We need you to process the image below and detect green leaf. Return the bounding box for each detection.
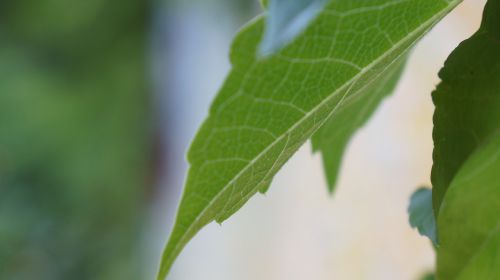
[420,273,435,280]
[259,0,328,56]
[259,0,268,9]
[437,134,500,280]
[311,56,405,191]
[158,1,461,278]
[431,0,500,217]
[408,187,438,246]
[432,1,500,279]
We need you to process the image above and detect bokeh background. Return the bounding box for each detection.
[0,0,486,279]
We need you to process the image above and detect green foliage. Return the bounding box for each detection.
[431,0,500,218]
[312,56,405,190]
[0,1,151,279]
[432,1,500,278]
[437,137,500,280]
[420,273,435,280]
[408,187,437,246]
[157,0,462,278]
[260,0,268,9]
[313,57,406,190]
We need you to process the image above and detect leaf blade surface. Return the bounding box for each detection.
[311,55,405,190]
[432,1,500,278]
[158,1,461,278]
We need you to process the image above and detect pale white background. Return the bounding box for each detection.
[146,1,486,279]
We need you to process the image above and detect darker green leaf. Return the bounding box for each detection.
[420,273,435,280]
[432,0,500,279]
[431,0,500,218]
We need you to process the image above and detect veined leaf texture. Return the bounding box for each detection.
[158,1,462,278]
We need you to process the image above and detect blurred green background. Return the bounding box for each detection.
[0,0,254,279]
[0,1,152,279]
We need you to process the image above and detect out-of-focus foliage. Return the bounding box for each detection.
[420,273,435,280]
[431,0,500,217]
[432,1,500,279]
[408,187,437,246]
[0,1,152,279]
